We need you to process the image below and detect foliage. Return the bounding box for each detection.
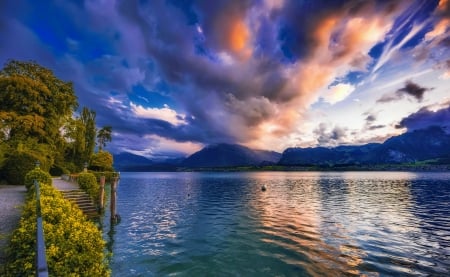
[0,142,10,169]
[4,183,110,276]
[63,116,86,169]
[81,107,97,163]
[11,138,54,170]
[90,151,114,172]
[2,151,40,185]
[63,108,97,170]
[91,171,120,184]
[97,126,112,151]
[49,164,69,176]
[0,60,77,144]
[77,172,99,202]
[0,61,115,185]
[0,60,80,181]
[24,168,52,191]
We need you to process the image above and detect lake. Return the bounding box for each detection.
[102,171,450,276]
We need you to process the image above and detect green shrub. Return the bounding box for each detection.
[62,161,78,174]
[91,171,120,184]
[89,151,114,171]
[24,168,52,191]
[49,164,68,176]
[3,151,40,185]
[77,172,99,202]
[4,183,110,276]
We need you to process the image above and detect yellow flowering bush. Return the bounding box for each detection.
[4,183,110,276]
[24,167,52,191]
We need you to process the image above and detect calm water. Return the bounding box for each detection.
[103,171,450,276]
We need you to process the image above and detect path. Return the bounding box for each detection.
[52,177,79,191]
[0,185,26,265]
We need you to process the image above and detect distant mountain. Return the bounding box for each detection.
[115,127,449,171]
[279,126,450,166]
[113,152,153,171]
[114,152,184,171]
[182,143,281,168]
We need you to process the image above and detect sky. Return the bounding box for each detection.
[1,0,449,159]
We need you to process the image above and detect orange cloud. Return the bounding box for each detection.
[212,10,253,62]
[244,4,402,150]
[229,20,249,52]
[438,0,449,11]
[426,18,449,41]
[226,18,252,60]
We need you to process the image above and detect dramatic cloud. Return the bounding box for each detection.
[1,0,449,157]
[396,103,450,132]
[378,81,433,103]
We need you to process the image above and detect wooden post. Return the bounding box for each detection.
[110,177,118,224]
[99,176,105,211]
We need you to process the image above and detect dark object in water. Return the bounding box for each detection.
[112,214,121,224]
[261,185,267,191]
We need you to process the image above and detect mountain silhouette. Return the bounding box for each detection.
[279,126,450,166]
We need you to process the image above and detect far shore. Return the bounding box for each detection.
[118,164,450,173]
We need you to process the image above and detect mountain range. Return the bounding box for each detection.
[114,126,450,171]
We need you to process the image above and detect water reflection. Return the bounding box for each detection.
[107,172,450,276]
[248,171,448,276]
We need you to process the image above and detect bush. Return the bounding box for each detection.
[49,164,68,176]
[4,183,110,276]
[89,151,114,171]
[24,168,52,191]
[91,171,120,184]
[77,172,99,202]
[3,152,40,185]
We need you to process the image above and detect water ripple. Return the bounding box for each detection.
[105,172,450,276]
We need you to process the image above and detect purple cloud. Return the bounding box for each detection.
[396,103,450,132]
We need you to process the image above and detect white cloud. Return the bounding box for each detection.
[144,134,203,156]
[130,102,187,126]
[322,83,355,105]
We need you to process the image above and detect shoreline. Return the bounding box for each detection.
[118,164,450,173]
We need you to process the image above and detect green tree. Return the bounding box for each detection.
[97,126,112,151]
[0,61,78,178]
[63,107,96,170]
[63,117,86,166]
[0,60,77,144]
[90,150,114,171]
[81,107,96,162]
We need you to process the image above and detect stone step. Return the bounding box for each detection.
[60,190,98,219]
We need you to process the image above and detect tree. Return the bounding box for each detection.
[80,107,96,162]
[97,126,112,151]
[63,116,86,166]
[0,60,78,180]
[89,150,114,171]
[0,60,77,144]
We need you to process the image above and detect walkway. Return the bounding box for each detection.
[0,185,26,265]
[52,177,79,191]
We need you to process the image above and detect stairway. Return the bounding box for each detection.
[61,190,98,219]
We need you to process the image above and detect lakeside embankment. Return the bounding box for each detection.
[0,185,26,265]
